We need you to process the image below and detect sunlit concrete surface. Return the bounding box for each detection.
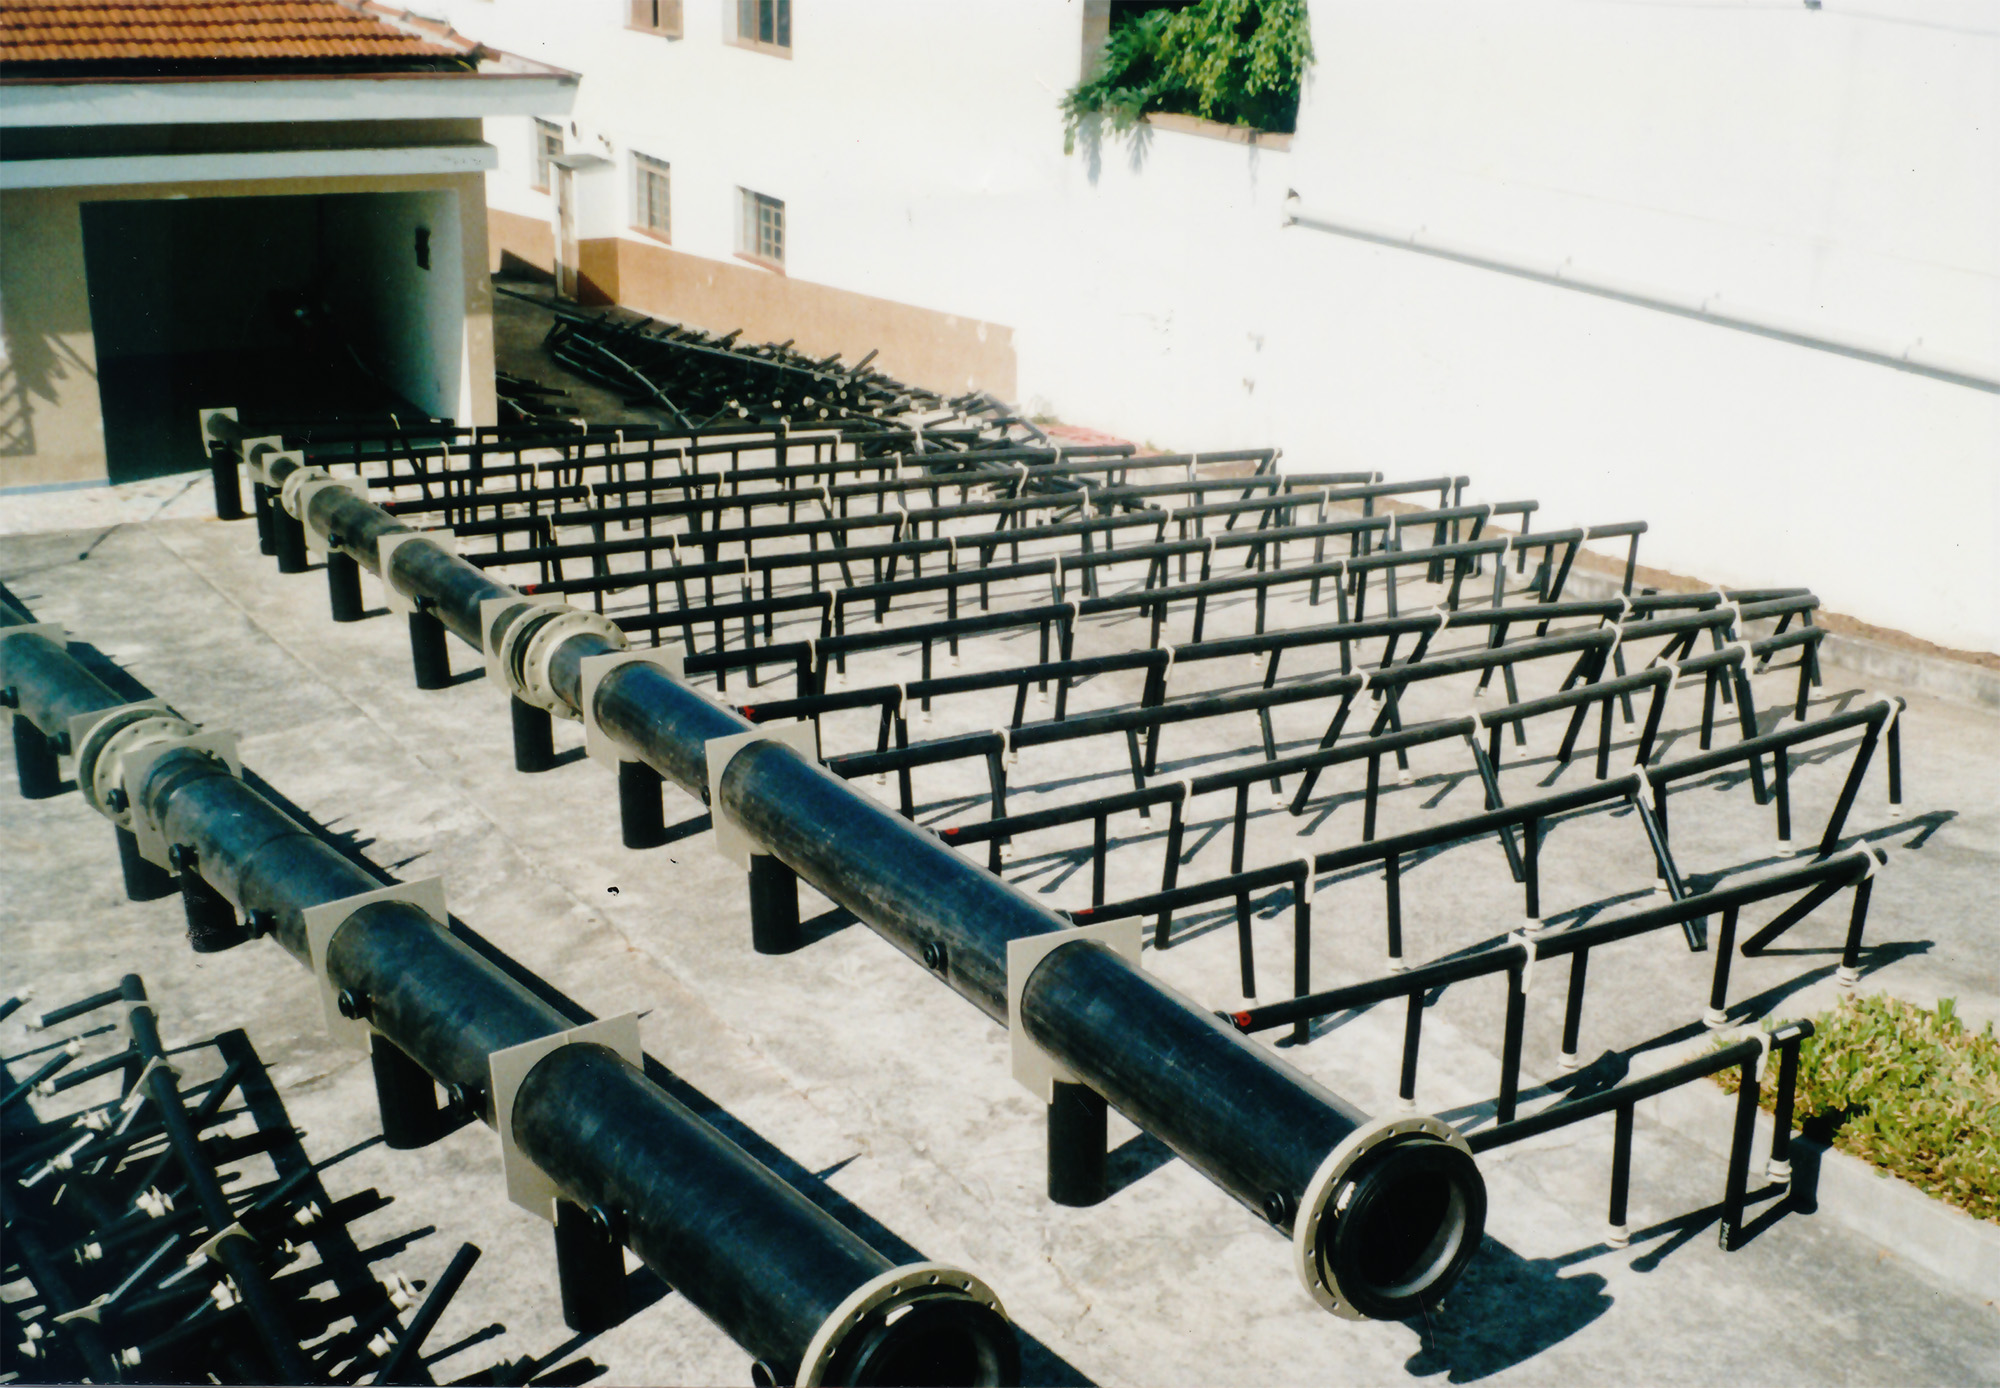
[4,450,1996,1385]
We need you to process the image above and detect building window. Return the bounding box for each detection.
[531,118,563,192]
[737,188,784,268]
[730,0,791,55]
[633,154,671,241]
[628,0,682,37]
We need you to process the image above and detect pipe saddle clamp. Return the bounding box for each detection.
[494,601,629,718]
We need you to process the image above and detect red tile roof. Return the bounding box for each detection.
[1,1,473,73]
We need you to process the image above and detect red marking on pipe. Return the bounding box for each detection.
[1230,1011,1254,1030]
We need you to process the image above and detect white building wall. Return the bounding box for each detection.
[434,0,1998,653]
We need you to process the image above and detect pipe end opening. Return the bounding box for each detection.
[1295,1118,1487,1321]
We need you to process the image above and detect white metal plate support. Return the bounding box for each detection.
[299,877,448,1052]
[579,648,684,765]
[119,731,243,869]
[376,529,456,616]
[703,721,820,868]
[488,1013,643,1222]
[1006,918,1143,1103]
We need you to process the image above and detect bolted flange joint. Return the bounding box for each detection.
[498,603,629,718]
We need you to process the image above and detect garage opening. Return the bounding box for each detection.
[80,190,466,482]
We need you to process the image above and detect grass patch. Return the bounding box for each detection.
[1717,995,2000,1223]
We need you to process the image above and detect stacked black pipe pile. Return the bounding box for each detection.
[517,289,1005,434]
[0,978,573,1386]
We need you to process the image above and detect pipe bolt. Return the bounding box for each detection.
[922,939,949,974]
[0,686,17,709]
[336,988,371,1021]
[1261,1190,1296,1227]
[167,843,195,872]
[106,787,128,813]
[246,909,276,938]
[49,730,71,755]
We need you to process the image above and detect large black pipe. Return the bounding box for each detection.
[222,423,1488,1319]
[0,607,1016,1387]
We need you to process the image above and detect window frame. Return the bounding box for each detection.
[727,0,792,57]
[631,152,672,243]
[735,187,786,271]
[627,0,683,38]
[530,117,563,193]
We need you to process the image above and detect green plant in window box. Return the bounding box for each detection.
[1063,0,1315,152]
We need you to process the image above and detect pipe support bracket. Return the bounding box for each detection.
[487,1013,643,1221]
[704,721,820,868]
[1006,919,1142,1103]
[299,877,448,1050]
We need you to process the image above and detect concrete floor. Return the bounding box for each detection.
[4,470,1997,1384]
[5,305,1998,1383]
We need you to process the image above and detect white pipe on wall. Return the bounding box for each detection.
[1282,195,2000,397]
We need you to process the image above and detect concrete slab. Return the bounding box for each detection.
[3,471,1997,1384]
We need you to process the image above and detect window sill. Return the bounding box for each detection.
[725,36,792,59]
[1142,111,1292,151]
[631,225,672,246]
[733,251,785,275]
[626,25,683,38]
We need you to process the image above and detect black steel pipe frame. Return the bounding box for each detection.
[0,609,1019,1387]
[214,421,1492,1323]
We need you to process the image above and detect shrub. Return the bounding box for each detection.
[1062,0,1315,152]
[1717,995,2000,1223]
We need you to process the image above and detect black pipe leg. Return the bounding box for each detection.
[408,610,451,690]
[11,714,63,799]
[512,696,556,773]
[369,1034,446,1149]
[169,845,244,952]
[252,482,276,555]
[116,826,175,901]
[327,550,365,622]
[273,506,308,574]
[553,1200,629,1334]
[1047,1079,1108,1207]
[748,854,803,954]
[617,757,665,846]
[208,449,244,521]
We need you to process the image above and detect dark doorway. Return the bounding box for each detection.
[79,191,462,482]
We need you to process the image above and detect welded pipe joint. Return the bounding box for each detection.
[795,1262,1010,1388]
[704,721,820,868]
[376,529,457,617]
[1006,921,1142,1103]
[579,648,684,765]
[1291,1112,1477,1319]
[67,698,180,826]
[487,1013,643,1221]
[117,727,242,868]
[299,877,448,1051]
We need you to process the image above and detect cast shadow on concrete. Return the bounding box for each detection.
[1399,1236,1612,1383]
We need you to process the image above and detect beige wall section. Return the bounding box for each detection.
[605,237,1016,402]
[486,210,1017,402]
[0,187,99,487]
[489,205,555,277]
[1,169,495,490]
